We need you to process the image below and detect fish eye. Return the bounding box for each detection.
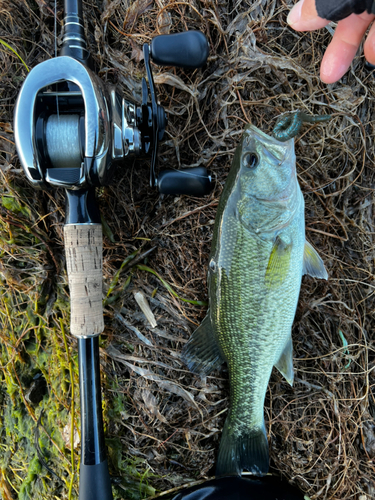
[243,153,258,169]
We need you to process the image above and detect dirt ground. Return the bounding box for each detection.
[0,0,375,499]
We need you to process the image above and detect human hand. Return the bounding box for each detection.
[287,0,375,83]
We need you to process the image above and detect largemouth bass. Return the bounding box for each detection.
[182,124,328,476]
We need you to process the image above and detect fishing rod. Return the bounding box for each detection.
[13,1,210,498]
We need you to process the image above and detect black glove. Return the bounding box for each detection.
[316,0,375,22]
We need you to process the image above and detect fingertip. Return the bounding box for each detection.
[287,0,304,28]
[319,16,374,83]
[364,27,375,65]
[320,68,341,84]
[320,53,339,83]
[320,43,354,84]
[287,0,329,31]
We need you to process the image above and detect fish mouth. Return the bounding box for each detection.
[255,195,292,204]
[244,123,274,140]
[243,124,292,163]
[253,213,294,233]
[255,187,295,205]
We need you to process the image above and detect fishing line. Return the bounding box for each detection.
[54,0,57,58]
[54,0,60,123]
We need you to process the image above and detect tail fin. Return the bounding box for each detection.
[216,418,269,477]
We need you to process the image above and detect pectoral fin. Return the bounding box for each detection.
[181,312,224,376]
[275,337,294,386]
[265,237,292,289]
[303,241,328,280]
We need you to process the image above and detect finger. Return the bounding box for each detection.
[320,13,374,83]
[287,0,330,31]
[364,19,375,64]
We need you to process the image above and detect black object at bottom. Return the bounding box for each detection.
[79,460,113,500]
[171,476,305,500]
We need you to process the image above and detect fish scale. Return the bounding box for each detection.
[182,123,328,477]
[214,218,302,430]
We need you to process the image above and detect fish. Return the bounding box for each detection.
[182,124,328,477]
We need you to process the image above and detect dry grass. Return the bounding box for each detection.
[0,0,374,499]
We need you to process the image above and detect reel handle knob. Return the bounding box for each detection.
[150,31,209,69]
[157,167,212,196]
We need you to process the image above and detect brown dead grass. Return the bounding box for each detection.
[0,0,375,499]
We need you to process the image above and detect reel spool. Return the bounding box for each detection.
[45,114,82,169]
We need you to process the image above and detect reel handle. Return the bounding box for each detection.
[150,31,209,68]
[157,167,212,196]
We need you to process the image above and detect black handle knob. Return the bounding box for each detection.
[157,167,212,196]
[150,31,209,69]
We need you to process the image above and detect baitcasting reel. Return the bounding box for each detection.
[15,30,211,196]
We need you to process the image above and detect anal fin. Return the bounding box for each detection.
[181,313,223,376]
[275,337,294,386]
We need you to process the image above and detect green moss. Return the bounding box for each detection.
[0,180,159,499]
[18,456,42,499]
[107,450,156,500]
[1,195,31,217]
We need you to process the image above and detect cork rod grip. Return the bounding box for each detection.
[64,224,104,337]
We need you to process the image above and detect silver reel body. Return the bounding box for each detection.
[14,56,144,189]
